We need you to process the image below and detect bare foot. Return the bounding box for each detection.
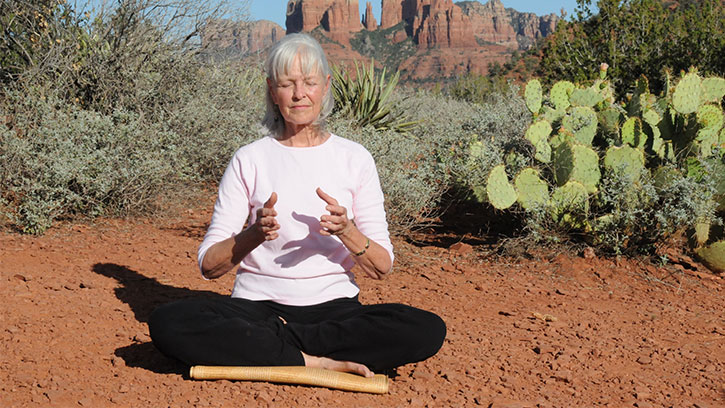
[301,352,374,378]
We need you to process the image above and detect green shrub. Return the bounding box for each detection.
[1,93,179,233]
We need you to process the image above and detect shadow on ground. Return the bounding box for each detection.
[93,263,225,375]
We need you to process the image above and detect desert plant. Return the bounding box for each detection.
[331,59,417,133]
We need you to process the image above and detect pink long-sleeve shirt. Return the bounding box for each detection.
[198,134,394,306]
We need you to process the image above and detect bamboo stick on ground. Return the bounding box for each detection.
[189,366,389,394]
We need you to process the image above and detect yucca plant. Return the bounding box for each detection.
[331,59,417,133]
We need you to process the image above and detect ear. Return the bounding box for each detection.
[267,78,278,105]
[324,74,331,94]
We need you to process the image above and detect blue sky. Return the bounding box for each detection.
[251,0,586,27]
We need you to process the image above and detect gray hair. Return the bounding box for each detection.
[261,33,334,137]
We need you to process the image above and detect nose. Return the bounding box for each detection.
[292,82,305,100]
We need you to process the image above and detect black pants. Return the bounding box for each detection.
[148,296,446,373]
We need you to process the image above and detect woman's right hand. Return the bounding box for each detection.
[254,192,280,241]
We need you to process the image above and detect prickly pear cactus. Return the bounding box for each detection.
[597,107,622,137]
[550,81,575,112]
[514,168,549,211]
[697,104,724,131]
[486,164,518,210]
[695,240,725,273]
[525,79,543,115]
[550,180,589,229]
[541,106,566,124]
[702,77,725,103]
[561,106,598,145]
[694,217,711,247]
[570,87,604,108]
[525,120,553,163]
[672,71,702,115]
[621,117,647,149]
[603,145,646,179]
[553,141,601,193]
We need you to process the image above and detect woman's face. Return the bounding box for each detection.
[268,55,330,131]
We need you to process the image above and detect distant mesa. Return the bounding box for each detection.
[201,0,559,81]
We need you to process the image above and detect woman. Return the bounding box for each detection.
[149,33,445,378]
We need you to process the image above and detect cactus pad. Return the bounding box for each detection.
[553,141,601,193]
[621,117,647,149]
[672,71,702,114]
[702,77,725,104]
[604,145,645,178]
[697,104,724,130]
[598,108,621,136]
[695,129,718,157]
[695,240,725,273]
[694,217,711,247]
[642,109,661,127]
[525,120,553,163]
[550,81,575,111]
[542,106,566,124]
[525,79,543,114]
[514,168,549,211]
[486,165,518,210]
[570,88,603,108]
[550,181,589,228]
[562,107,598,145]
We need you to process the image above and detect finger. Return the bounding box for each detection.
[325,204,346,216]
[316,187,338,206]
[264,192,278,209]
[257,207,277,218]
[320,214,345,224]
[319,221,340,232]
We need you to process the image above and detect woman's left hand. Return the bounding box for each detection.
[316,188,352,237]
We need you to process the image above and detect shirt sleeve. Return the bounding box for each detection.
[197,151,252,276]
[351,149,395,269]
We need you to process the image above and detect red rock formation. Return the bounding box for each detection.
[287,0,362,42]
[413,0,476,49]
[460,0,517,49]
[209,0,561,83]
[201,20,285,55]
[363,2,378,31]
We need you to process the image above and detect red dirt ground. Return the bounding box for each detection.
[1,202,723,407]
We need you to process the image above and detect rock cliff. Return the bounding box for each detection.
[286,0,363,43]
[363,2,378,30]
[201,19,286,56]
[204,1,560,81]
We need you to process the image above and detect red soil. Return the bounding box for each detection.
[1,203,723,407]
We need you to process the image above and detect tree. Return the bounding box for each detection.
[538,0,725,96]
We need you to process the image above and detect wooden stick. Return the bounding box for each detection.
[189,366,389,394]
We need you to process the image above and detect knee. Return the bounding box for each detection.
[148,303,174,343]
[420,311,446,358]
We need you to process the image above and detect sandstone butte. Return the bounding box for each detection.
[201,0,560,82]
